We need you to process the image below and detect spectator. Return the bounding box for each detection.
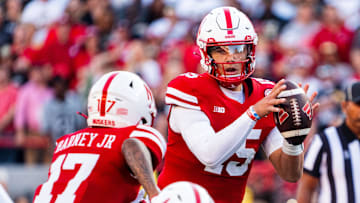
[14,65,53,165]
[91,5,114,49]
[141,0,166,24]
[349,29,360,82]
[70,26,99,89]
[42,76,85,145]
[124,40,162,88]
[0,65,18,163]
[324,0,360,31]
[349,48,360,82]
[285,52,322,97]
[310,5,354,62]
[278,2,320,51]
[20,0,69,45]
[0,6,13,46]
[315,42,353,89]
[33,17,74,80]
[5,0,22,24]
[65,0,87,26]
[253,35,273,80]
[146,6,190,47]
[353,27,360,50]
[0,66,17,136]
[297,81,360,203]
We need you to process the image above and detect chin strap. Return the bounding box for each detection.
[76,111,88,119]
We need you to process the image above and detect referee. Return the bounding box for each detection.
[297,81,360,203]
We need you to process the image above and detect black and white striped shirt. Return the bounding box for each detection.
[304,123,360,203]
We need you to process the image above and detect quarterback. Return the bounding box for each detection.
[157,6,319,203]
[33,71,166,203]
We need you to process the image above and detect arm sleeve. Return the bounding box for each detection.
[169,106,256,167]
[303,134,324,177]
[261,127,284,158]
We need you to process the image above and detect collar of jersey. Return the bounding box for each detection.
[339,122,359,142]
[219,86,244,104]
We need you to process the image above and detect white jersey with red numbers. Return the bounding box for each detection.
[33,125,166,203]
[157,73,278,203]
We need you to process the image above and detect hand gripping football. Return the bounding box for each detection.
[274,80,313,145]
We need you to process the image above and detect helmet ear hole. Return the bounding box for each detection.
[141,118,147,124]
[246,56,252,73]
[210,59,217,75]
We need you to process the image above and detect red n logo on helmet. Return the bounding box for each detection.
[144,84,153,108]
[100,72,118,116]
[223,8,233,35]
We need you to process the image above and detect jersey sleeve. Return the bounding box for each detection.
[165,73,201,110]
[251,77,275,88]
[303,134,324,178]
[261,127,283,157]
[129,125,167,167]
[251,77,275,97]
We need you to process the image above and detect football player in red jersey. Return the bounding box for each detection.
[157,6,319,203]
[33,71,166,203]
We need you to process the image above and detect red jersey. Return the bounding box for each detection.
[33,125,166,203]
[158,73,276,203]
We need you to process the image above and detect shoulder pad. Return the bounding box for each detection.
[131,125,167,157]
[165,73,201,110]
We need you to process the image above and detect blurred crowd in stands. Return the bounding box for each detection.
[0,0,359,202]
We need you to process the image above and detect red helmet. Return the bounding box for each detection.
[196,7,258,88]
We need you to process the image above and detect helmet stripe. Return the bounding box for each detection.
[191,185,201,203]
[223,8,233,35]
[100,72,118,116]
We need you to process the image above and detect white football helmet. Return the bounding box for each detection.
[151,181,214,203]
[197,6,258,88]
[87,71,156,128]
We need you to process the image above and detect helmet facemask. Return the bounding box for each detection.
[205,42,256,88]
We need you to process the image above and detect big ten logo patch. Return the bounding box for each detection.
[213,106,225,113]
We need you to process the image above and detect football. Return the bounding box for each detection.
[274,80,313,145]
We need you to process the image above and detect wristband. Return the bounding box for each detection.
[281,139,304,156]
[246,106,261,121]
